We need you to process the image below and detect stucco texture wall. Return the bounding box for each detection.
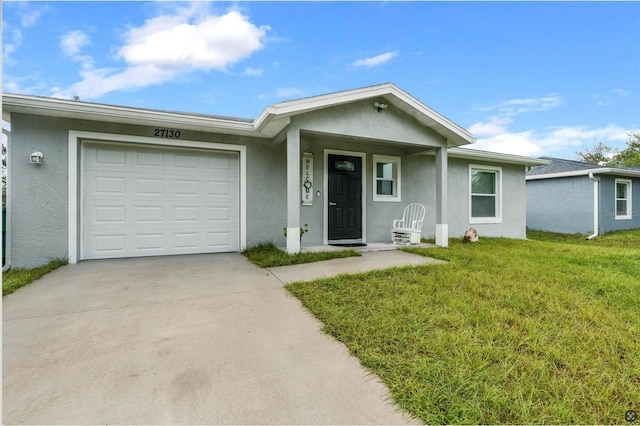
[526,176,594,234]
[9,115,70,268]
[448,158,527,239]
[599,175,640,233]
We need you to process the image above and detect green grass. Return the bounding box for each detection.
[528,228,640,248]
[286,234,640,424]
[243,242,361,268]
[3,258,68,296]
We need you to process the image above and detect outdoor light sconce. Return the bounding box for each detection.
[373,102,388,112]
[30,151,44,165]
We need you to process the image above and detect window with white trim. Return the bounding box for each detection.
[373,155,401,202]
[615,179,632,219]
[469,165,502,223]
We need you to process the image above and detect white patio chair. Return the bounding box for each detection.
[392,203,426,245]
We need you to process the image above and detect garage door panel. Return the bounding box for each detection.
[136,151,164,167]
[82,143,239,260]
[93,146,126,166]
[136,178,164,195]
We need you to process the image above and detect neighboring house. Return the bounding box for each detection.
[2,83,547,268]
[526,157,640,236]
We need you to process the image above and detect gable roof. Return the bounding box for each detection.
[255,83,475,146]
[2,83,474,146]
[527,157,640,180]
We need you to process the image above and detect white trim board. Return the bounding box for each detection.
[67,130,246,263]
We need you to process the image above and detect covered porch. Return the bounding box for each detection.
[258,85,474,254]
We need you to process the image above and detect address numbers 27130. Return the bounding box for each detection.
[154,128,181,138]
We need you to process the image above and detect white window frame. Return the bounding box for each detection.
[615,178,632,220]
[373,155,401,202]
[469,164,502,224]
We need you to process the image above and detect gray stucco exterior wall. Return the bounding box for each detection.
[448,159,528,239]
[599,175,640,233]
[526,176,594,234]
[9,115,70,268]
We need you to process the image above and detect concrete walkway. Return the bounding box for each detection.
[269,249,445,284]
[2,251,438,425]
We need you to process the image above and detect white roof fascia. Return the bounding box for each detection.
[527,168,640,180]
[386,85,475,146]
[448,147,552,166]
[2,94,260,137]
[253,83,475,146]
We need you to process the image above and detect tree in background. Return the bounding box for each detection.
[614,132,640,167]
[575,132,640,167]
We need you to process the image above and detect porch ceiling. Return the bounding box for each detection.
[299,129,440,155]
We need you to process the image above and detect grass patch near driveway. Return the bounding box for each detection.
[3,258,68,296]
[243,242,361,268]
[286,237,640,424]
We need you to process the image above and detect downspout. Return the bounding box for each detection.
[586,173,599,240]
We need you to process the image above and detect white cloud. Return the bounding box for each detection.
[116,10,269,71]
[470,131,543,157]
[3,4,48,64]
[611,88,630,97]
[243,67,263,76]
[468,117,512,137]
[2,27,23,64]
[476,94,563,116]
[595,88,631,107]
[353,51,398,68]
[52,5,269,100]
[55,65,175,100]
[61,30,90,57]
[469,124,633,157]
[20,6,46,28]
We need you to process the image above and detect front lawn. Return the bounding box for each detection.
[286,235,640,424]
[3,258,68,296]
[528,228,640,248]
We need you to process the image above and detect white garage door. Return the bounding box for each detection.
[82,142,239,260]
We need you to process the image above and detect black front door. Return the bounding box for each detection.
[328,154,362,241]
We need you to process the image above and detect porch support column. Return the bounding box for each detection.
[286,125,301,253]
[435,146,448,248]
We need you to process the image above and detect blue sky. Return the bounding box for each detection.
[3,1,639,158]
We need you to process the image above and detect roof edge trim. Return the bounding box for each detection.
[448,147,551,166]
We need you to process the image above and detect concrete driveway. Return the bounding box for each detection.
[3,252,424,424]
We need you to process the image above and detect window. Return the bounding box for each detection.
[373,155,401,202]
[615,179,632,219]
[469,165,502,223]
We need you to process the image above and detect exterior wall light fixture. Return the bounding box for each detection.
[30,151,44,165]
[373,102,388,112]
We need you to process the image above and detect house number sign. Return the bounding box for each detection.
[302,152,313,206]
[153,128,181,139]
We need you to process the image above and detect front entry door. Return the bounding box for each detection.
[328,154,363,241]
